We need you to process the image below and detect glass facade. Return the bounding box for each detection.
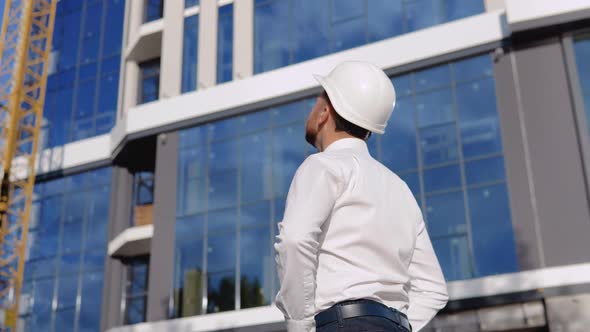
[145,0,164,22]
[139,58,161,104]
[21,168,112,332]
[182,15,199,93]
[254,0,485,73]
[217,4,234,84]
[44,0,124,148]
[574,36,590,134]
[174,55,518,316]
[124,257,150,325]
[186,0,200,8]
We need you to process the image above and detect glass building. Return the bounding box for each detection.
[13,0,590,331]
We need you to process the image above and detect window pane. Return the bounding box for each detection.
[241,201,271,228]
[331,18,365,53]
[432,236,473,281]
[59,253,81,275]
[145,0,164,22]
[240,227,272,308]
[406,0,446,32]
[54,307,76,332]
[182,15,198,92]
[254,0,290,73]
[381,97,417,172]
[465,156,506,185]
[81,3,102,64]
[208,172,237,210]
[423,164,461,193]
[61,221,83,253]
[207,271,235,313]
[457,78,503,158]
[573,37,590,136]
[426,191,467,237]
[79,272,104,331]
[186,0,200,7]
[33,278,54,313]
[368,0,404,42]
[207,233,236,273]
[446,0,485,21]
[453,55,493,82]
[217,4,233,83]
[272,123,306,196]
[103,0,125,56]
[174,237,204,317]
[469,184,518,276]
[57,275,79,309]
[240,132,272,202]
[125,297,147,324]
[208,208,237,234]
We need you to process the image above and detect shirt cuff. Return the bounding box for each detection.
[286,319,316,332]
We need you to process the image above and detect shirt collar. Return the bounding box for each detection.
[324,138,369,154]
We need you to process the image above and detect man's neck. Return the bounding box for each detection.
[317,132,358,152]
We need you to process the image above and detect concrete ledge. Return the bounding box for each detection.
[108,224,154,258]
[506,0,590,32]
[126,19,163,62]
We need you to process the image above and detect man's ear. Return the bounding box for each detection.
[318,104,330,126]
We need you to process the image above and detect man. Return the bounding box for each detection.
[274,61,448,332]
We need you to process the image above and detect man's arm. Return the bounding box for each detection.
[407,203,449,331]
[274,155,342,332]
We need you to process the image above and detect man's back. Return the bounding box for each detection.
[315,138,419,314]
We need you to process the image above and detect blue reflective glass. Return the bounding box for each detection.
[208,172,238,210]
[140,59,160,103]
[423,164,461,193]
[217,5,233,83]
[272,123,306,196]
[78,63,97,81]
[469,184,518,276]
[208,208,237,234]
[381,97,417,172]
[368,0,404,42]
[294,0,330,62]
[392,75,413,97]
[452,55,493,81]
[125,297,147,325]
[331,0,364,22]
[59,253,81,275]
[180,176,207,215]
[241,201,271,227]
[465,156,506,185]
[207,270,235,313]
[432,236,473,281]
[415,66,452,92]
[254,0,290,73]
[331,17,366,53]
[145,0,164,22]
[573,37,590,135]
[56,275,79,309]
[420,123,459,166]
[446,0,485,21]
[456,78,503,158]
[75,79,96,120]
[186,0,200,7]
[98,74,118,115]
[54,308,76,332]
[33,278,54,312]
[103,0,125,56]
[182,15,198,93]
[207,233,236,273]
[271,100,308,126]
[399,172,420,197]
[79,272,103,329]
[176,214,205,240]
[61,221,83,253]
[239,111,272,135]
[83,250,105,272]
[81,3,102,64]
[240,132,272,202]
[406,0,446,32]
[209,140,238,173]
[240,227,272,308]
[426,191,467,237]
[174,237,203,292]
[60,13,81,69]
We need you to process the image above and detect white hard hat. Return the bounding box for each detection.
[314,61,396,134]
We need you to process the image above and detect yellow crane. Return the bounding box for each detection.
[0,0,57,330]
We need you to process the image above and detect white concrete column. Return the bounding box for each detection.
[197,0,219,89]
[233,0,253,80]
[485,0,506,12]
[160,0,185,98]
[120,0,144,114]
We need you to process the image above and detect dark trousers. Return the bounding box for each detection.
[315,300,410,332]
[316,315,408,332]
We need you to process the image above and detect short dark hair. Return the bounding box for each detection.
[320,91,371,140]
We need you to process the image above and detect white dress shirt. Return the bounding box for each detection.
[274,138,448,332]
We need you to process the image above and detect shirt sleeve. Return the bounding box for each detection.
[274,155,343,332]
[407,203,449,331]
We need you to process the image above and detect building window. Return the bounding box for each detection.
[186,0,200,8]
[124,257,150,325]
[182,15,199,93]
[139,58,161,104]
[145,0,164,22]
[174,55,517,316]
[573,36,590,134]
[42,0,124,149]
[254,0,485,73]
[217,4,233,84]
[131,172,155,227]
[21,168,112,331]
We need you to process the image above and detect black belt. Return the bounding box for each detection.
[315,300,411,331]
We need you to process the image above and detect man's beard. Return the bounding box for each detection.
[305,128,317,149]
